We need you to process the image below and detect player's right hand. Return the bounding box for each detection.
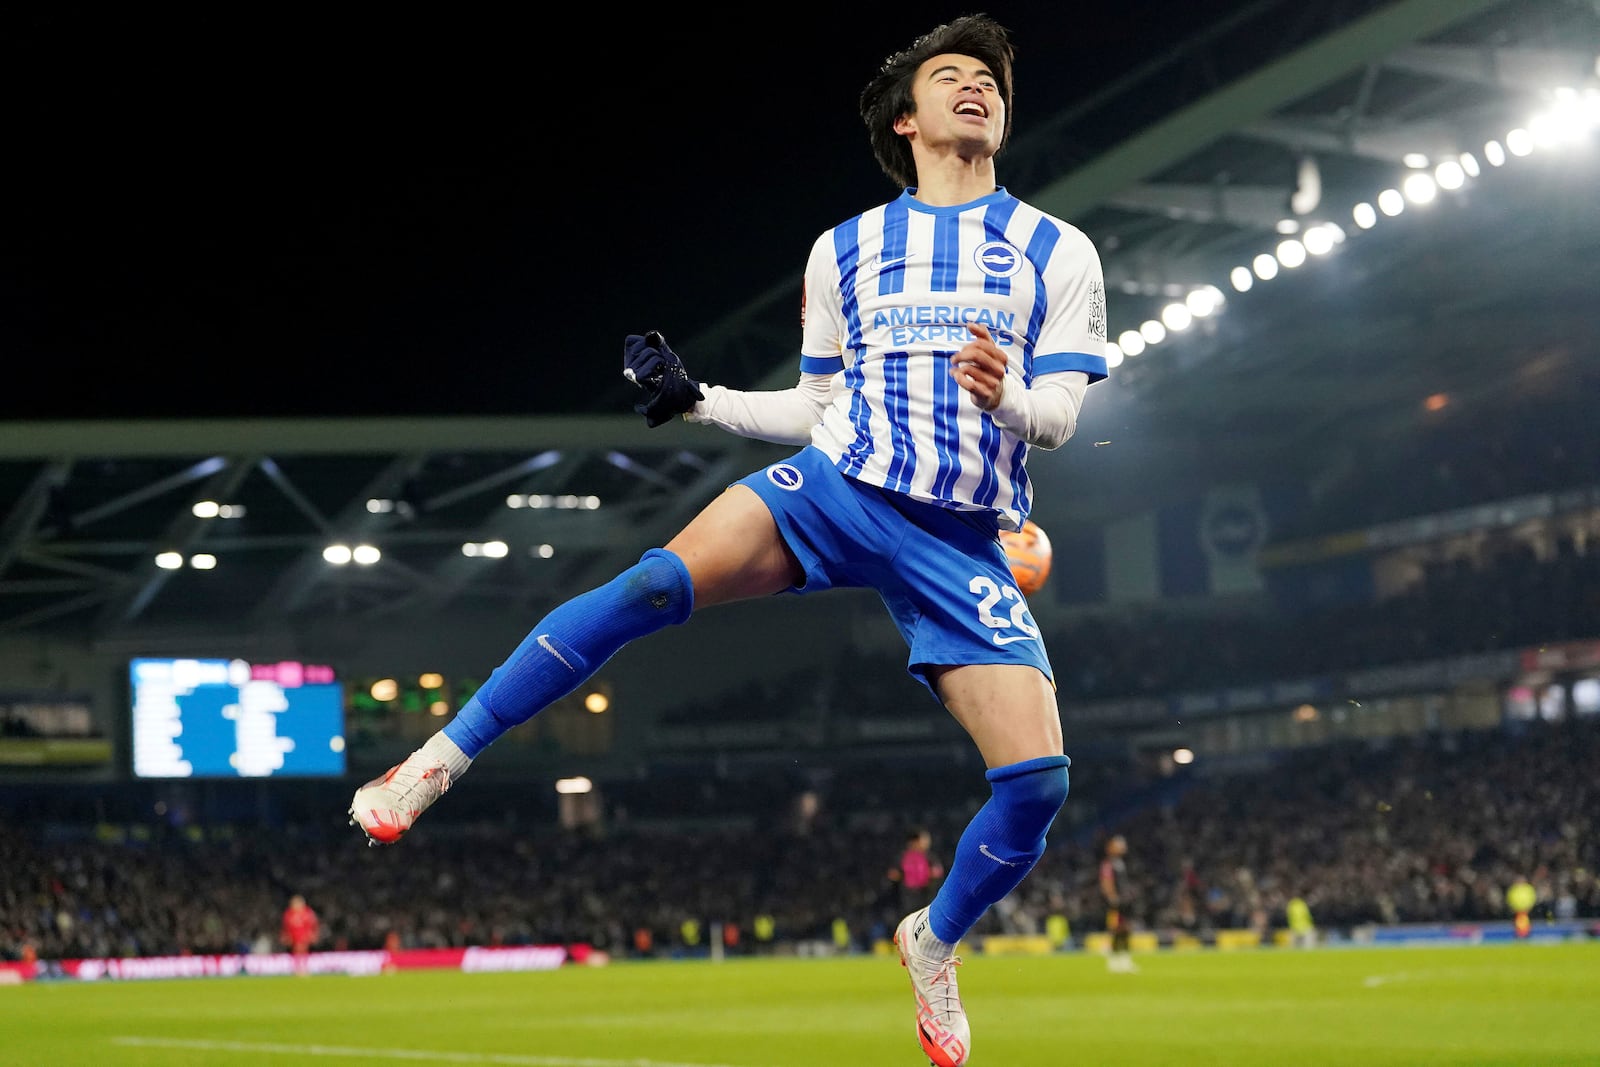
[623,331,704,427]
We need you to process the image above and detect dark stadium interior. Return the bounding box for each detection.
[3,0,1599,983]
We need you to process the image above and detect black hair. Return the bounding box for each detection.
[859,13,1016,189]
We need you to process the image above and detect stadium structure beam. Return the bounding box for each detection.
[0,414,702,461]
[1026,0,1514,225]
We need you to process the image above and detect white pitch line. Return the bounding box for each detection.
[112,1036,759,1067]
[1362,972,1411,987]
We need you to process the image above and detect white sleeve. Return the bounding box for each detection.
[683,372,838,446]
[985,371,1090,451]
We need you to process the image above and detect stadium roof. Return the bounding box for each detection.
[3,0,1597,640]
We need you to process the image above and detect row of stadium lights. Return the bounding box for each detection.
[362,674,610,718]
[154,493,605,569]
[1103,87,1600,369]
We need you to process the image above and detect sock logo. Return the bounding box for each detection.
[978,843,1022,867]
[536,634,577,673]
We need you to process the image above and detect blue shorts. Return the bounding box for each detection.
[736,445,1054,698]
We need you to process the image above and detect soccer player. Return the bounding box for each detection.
[280,893,320,977]
[1285,893,1317,949]
[889,827,947,918]
[1099,834,1138,973]
[350,14,1106,1065]
[1507,876,1537,938]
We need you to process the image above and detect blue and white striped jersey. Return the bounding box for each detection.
[800,186,1108,531]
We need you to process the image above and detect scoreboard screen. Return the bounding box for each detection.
[130,657,346,779]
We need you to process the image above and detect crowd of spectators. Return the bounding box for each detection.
[3,716,1595,963]
[659,524,1596,728]
[1052,530,1598,704]
[3,418,1596,965]
[1029,715,1600,937]
[1270,399,1600,543]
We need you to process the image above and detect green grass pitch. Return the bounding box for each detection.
[8,942,1598,1066]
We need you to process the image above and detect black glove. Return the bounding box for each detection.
[623,330,704,428]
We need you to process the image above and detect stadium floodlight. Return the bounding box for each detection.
[1403,172,1439,205]
[1303,225,1336,256]
[1186,285,1223,317]
[323,544,353,565]
[1105,343,1125,368]
[1103,94,1582,362]
[555,776,593,794]
[189,554,217,570]
[155,551,184,570]
[351,544,381,566]
[531,543,555,558]
[1529,91,1596,147]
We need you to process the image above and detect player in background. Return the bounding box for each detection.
[1285,893,1317,948]
[280,893,320,977]
[889,827,947,918]
[1099,834,1138,973]
[349,14,1107,1065]
[1506,875,1537,938]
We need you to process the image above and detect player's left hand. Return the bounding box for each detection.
[951,322,1007,411]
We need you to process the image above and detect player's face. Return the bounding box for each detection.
[901,52,1005,156]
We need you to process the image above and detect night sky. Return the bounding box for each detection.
[4,3,1259,421]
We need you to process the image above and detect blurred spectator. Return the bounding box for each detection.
[280,893,320,974]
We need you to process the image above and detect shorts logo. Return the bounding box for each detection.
[974,241,1022,278]
[766,464,804,491]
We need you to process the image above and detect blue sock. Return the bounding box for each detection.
[927,754,1070,944]
[443,549,694,756]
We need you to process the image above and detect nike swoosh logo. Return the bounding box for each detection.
[870,252,918,271]
[536,634,577,672]
[992,633,1037,646]
[979,844,1022,867]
